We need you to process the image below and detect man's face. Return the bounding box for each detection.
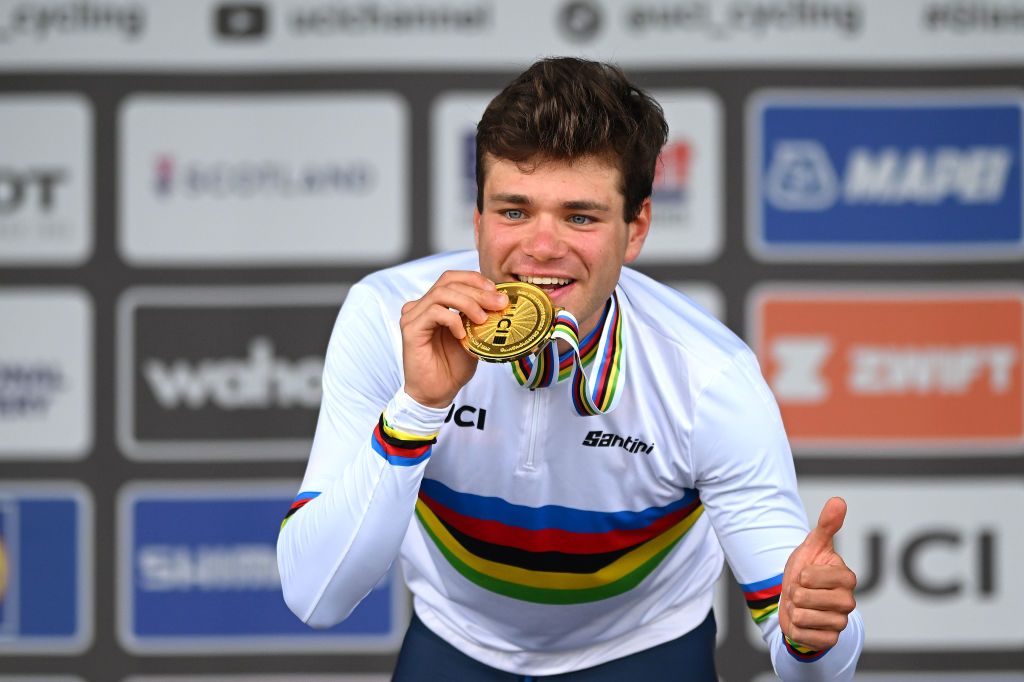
[474,154,651,338]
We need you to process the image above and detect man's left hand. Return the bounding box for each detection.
[779,497,857,651]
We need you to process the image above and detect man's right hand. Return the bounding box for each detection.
[400,270,509,408]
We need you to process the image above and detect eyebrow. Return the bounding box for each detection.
[488,194,611,212]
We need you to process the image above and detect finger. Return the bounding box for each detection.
[406,305,468,341]
[782,614,847,647]
[788,606,849,632]
[437,281,509,312]
[804,496,847,553]
[405,286,501,326]
[796,564,856,591]
[788,586,856,613]
[418,283,508,322]
[433,270,498,293]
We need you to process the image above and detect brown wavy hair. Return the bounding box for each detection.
[476,57,668,222]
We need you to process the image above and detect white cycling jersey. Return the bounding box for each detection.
[277,250,863,678]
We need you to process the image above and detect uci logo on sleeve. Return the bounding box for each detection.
[747,91,1024,261]
[749,285,1024,454]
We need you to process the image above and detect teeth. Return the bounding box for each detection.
[517,275,571,286]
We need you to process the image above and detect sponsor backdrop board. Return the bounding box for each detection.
[117,286,346,460]
[746,478,1024,651]
[0,482,93,655]
[117,482,407,653]
[1,0,1022,679]
[0,95,93,265]
[747,90,1024,262]
[749,284,1024,454]
[0,289,93,459]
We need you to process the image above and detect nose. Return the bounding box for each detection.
[521,213,568,261]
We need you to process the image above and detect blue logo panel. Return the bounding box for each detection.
[750,92,1024,260]
[121,483,405,653]
[0,485,91,653]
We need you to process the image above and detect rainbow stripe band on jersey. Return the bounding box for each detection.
[281,491,321,530]
[415,478,704,604]
[370,412,438,466]
[511,291,626,416]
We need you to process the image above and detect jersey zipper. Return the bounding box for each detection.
[522,388,544,472]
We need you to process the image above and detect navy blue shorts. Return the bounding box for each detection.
[392,609,718,681]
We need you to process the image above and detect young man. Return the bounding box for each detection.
[278,58,864,680]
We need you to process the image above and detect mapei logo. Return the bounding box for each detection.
[748,91,1024,260]
[117,286,345,461]
[750,285,1024,453]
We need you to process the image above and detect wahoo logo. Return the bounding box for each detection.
[118,286,344,460]
[751,285,1024,453]
[491,295,520,346]
[143,337,322,410]
[749,92,1024,260]
[582,430,654,454]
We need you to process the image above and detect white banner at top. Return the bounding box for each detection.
[0,0,1023,71]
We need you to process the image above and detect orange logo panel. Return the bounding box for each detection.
[753,288,1024,451]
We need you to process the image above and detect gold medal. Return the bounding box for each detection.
[461,281,557,362]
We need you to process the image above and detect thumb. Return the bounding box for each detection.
[804,496,847,553]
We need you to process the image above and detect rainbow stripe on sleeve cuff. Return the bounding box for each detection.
[370,412,437,466]
[742,574,830,662]
[783,634,830,662]
[741,573,782,624]
[280,491,320,530]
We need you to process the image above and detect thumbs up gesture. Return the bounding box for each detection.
[779,497,858,651]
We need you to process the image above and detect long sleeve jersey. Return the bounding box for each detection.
[277,250,863,678]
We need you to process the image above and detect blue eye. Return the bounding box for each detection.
[503,209,525,220]
[569,215,592,225]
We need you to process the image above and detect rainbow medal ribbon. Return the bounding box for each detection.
[512,291,625,416]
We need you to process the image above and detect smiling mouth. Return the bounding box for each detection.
[516,274,574,293]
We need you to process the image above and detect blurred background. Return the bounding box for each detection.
[1,0,1022,680]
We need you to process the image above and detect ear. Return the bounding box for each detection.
[473,206,482,251]
[623,198,651,264]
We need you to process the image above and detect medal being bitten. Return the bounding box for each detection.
[460,281,557,363]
